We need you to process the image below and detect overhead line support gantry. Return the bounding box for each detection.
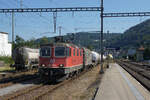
[0,7,101,13]
[103,12,150,17]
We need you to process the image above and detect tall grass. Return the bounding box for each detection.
[0,56,14,65]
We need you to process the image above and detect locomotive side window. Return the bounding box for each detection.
[73,49,75,56]
[70,48,71,56]
[80,50,82,56]
[77,49,79,56]
[67,48,70,56]
[40,47,51,57]
[55,47,65,57]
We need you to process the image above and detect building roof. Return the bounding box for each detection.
[0,32,8,34]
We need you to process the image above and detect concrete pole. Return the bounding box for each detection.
[59,26,62,36]
[100,0,104,74]
[11,12,15,57]
[12,12,14,44]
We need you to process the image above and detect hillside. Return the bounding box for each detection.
[60,18,150,49]
[122,19,150,48]
[14,19,150,50]
[62,19,150,49]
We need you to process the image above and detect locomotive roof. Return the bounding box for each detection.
[40,43,81,48]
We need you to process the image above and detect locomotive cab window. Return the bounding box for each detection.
[40,47,51,57]
[55,47,66,57]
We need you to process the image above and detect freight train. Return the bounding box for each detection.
[12,47,39,71]
[38,43,101,82]
[92,51,100,65]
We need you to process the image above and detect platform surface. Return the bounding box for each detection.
[95,63,150,100]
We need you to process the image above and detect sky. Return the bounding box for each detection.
[0,0,150,41]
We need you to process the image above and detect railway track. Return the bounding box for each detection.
[0,65,98,100]
[0,70,37,80]
[123,60,150,71]
[0,70,38,89]
[117,60,150,91]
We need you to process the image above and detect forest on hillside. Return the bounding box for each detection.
[14,19,150,51]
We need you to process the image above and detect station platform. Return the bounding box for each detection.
[95,63,150,100]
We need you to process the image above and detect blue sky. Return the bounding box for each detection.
[0,0,150,41]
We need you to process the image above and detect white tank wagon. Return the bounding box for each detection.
[92,51,100,65]
[12,47,39,70]
[99,54,106,61]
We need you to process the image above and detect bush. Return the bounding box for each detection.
[0,56,14,65]
[144,48,150,60]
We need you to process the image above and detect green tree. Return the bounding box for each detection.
[143,48,150,60]
[40,36,49,44]
[14,35,25,49]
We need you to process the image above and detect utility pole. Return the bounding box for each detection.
[12,12,14,45]
[20,0,23,8]
[53,12,57,33]
[59,26,62,36]
[100,0,104,74]
[11,12,15,57]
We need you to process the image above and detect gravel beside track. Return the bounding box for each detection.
[0,70,37,80]
[40,65,104,100]
[0,78,43,100]
[0,70,38,89]
[0,64,104,100]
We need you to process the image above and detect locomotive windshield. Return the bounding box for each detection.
[55,47,65,57]
[40,47,51,57]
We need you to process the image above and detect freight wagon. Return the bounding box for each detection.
[12,47,39,71]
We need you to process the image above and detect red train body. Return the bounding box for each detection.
[39,43,93,81]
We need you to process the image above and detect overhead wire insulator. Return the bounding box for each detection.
[72,11,74,18]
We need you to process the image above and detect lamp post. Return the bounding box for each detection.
[100,0,104,74]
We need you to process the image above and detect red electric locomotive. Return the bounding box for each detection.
[39,42,93,81]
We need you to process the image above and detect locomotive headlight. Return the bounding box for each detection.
[42,64,45,67]
[59,64,64,67]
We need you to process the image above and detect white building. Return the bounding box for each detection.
[0,32,12,56]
